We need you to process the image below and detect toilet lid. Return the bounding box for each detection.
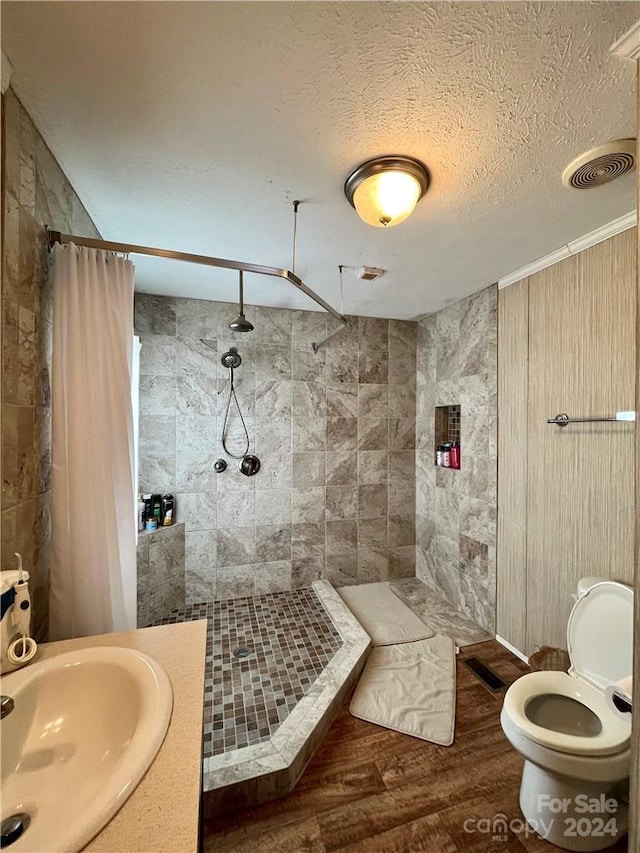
[568,581,634,690]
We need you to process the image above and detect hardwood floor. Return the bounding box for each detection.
[203,640,628,852]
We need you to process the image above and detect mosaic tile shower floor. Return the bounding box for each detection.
[152,587,343,757]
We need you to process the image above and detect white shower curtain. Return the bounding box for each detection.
[50,244,137,639]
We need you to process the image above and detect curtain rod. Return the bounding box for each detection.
[47,229,347,351]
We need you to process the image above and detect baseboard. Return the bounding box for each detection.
[495,634,529,665]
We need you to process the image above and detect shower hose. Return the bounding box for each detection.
[221,364,250,459]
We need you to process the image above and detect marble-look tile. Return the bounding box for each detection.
[459,286,497,377]
[357,450,388,484]
[326,451,357,486]
[216,565,255,599]
[389,319,417,357]
[185,530,217,572]
[175,491,217,531]
[254,420,291,454]
[389,417,415,450]
[176,453,219,493]
[255,451,291,490]
[357,517,388,548]
[325,554,358,586]
[325,520,357,556]
[140,335,176,377]
[326,348,358,384]
[358,484,387,519]
[459,534,489,581]
[176,373,218,417]
[292,558,324,588]
[292,415,326,451]
[325,486,357,521]
[217,527,255,567]
[326,385,358,418]
[138,454,176,494]
[140,375,176,415]
[135,294,176,335]
[255,525,291,563]
[358,350,388,384]
[185,567,217,604]
[255,489,292,525]
[459,496,496,547]
[292,452,325,487]
[35,136,71,225]
[358,383,388,418]
[176,413,216,456]
[291,381,325,417]
[291,488,325,523]
[388,480,415,516]
[389,514,415,547]
[326,417,357,451]
[358,417,388,450]
[388,546,416,579]
[148,525,185,583]
[216,490,255,528]
[175,298,218,338]
[358,317,388,350]
[291,310,327,346]
[390,578,491,645]
[357,546,389,582]
[388,450,415,482]
[292,346,325,382]
[2,404,36,508]
[291,522,325,558]
[255,380,292,421]
[254,561,292,594]
[254,306,292,346]
[149,576,185,620]
[256,345,291,381]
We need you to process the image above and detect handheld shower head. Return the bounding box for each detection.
[221,347,242,369]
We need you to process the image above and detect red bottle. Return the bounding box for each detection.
[450,443,460,469]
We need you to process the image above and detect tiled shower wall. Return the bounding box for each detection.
[415,285,497,633]
[1,90,100,640]
[135,296,417,602]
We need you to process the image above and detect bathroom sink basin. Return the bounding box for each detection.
[0,646,173,852]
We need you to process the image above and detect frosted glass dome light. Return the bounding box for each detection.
[345,156,430,228]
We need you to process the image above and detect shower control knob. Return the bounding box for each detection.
[213,459,227,473]
[239,455,260,477]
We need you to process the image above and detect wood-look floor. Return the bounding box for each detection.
[203,641,628,852]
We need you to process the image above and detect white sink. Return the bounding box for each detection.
[0,646,173,852]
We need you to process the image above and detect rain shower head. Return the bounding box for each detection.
[229,313,254,333]
[229,270,254,333]
[221,347,242,369]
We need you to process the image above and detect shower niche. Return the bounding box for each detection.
[435,404,461,469]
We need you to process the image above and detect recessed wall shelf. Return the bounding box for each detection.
[435,405,461,469]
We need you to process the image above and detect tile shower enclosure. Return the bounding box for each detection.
[135,296,418,602]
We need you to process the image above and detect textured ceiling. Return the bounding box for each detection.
[2,1,638,318]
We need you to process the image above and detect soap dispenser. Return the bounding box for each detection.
[1,553,38,673]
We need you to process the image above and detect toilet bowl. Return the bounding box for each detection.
[500,580,633,851]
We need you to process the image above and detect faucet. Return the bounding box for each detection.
[1,695,14,719]
[1,554,37,673]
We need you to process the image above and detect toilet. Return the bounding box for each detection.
[500,579,633,852]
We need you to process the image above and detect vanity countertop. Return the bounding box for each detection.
[35,619,207,853]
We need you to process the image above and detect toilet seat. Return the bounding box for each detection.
[503,670,631,757]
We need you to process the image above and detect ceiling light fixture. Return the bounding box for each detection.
[344,156,430,227]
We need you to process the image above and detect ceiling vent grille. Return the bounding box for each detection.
[562,139,636,189]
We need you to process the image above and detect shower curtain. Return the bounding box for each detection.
[50,244,136,639]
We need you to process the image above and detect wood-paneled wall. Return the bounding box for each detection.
[497,229,636,654]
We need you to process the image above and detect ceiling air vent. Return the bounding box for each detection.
[562,139,636,189]
[357,266,385,281]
